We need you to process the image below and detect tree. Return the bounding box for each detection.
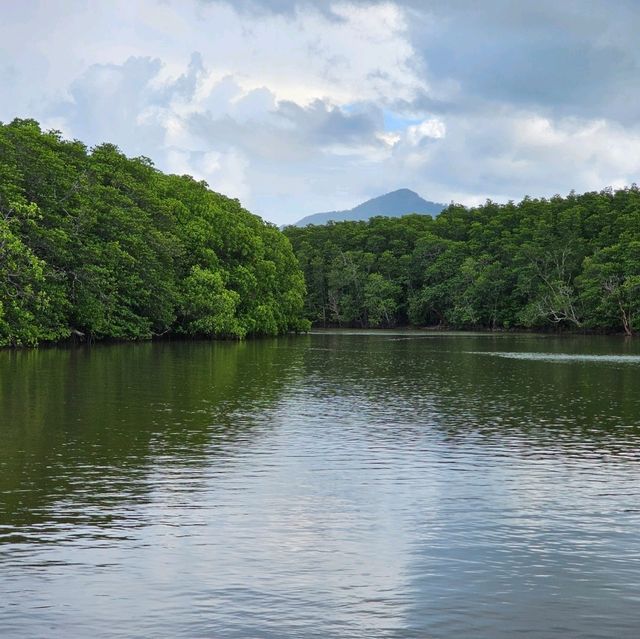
[0,119,308,345]
[579,242,640,336]
[364,273,400,327]
[0,202,68,345]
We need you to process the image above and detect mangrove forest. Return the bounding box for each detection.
[284,188,640,335]
[0,119,309,346]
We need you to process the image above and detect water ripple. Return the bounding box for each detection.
[1,334,640,638]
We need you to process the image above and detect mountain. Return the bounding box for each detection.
[292,189,445,227]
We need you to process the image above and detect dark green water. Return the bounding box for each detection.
[2,331,640,638]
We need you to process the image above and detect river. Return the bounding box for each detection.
[1,331,640,638]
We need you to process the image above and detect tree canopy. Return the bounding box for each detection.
[0,119,309,346]
[3,117,639,345]
[284,188,640,335]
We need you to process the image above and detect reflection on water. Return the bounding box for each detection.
[1,332,640,638]
[474,351,640,363]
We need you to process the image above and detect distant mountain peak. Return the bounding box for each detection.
[293,189,444,227]
[381,188,415,194]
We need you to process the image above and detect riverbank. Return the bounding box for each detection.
[308,325,635,337]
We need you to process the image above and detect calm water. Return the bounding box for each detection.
[2,331,640,638]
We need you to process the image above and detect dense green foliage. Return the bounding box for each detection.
[0,119,309,346]
[284,189,640,335]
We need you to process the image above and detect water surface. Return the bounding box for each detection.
[2,332,640,638]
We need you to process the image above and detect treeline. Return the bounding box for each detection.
[284,189,640,335]
[0,119,309,346]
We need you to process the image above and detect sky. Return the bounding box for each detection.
[2,0,640,225]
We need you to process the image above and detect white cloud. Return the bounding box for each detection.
[413,109,640,205]
[1,0,640,224]
[166,148,251,201]
[0,0,430,222]
[406,118,446,144]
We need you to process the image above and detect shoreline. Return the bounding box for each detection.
[1,325,634,351]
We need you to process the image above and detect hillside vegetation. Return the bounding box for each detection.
[284,190,640,335]
[0,119,309,346]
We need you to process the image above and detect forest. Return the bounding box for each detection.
[2,118,639,347]
[284,189,640,335]
[0,119,310,346]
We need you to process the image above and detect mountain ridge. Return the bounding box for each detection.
[292,188,445,227]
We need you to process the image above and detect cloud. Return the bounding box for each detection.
[406,0,640,123]
[405,119,446,145]
[1,0,640,224]
[409,108,640,206]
